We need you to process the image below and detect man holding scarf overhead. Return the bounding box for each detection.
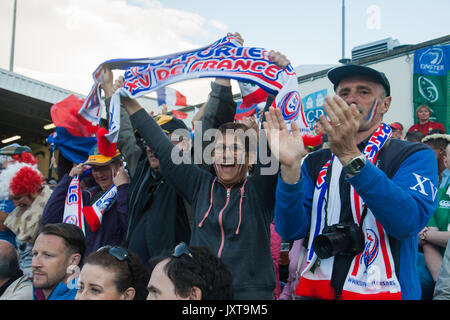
[267,64,439,300]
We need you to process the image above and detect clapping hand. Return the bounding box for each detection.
[263,107,306,183]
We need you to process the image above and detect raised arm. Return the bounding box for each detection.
[263,107,309,239]
[102,70,143,176]
[122,98,210,204]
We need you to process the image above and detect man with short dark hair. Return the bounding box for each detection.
[147,243,233,300]
[0,239,32,300]
[267,64,439,300]
[32,223,86,300]
[405,130,425,143]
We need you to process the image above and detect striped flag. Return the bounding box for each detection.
[157,86,187,107]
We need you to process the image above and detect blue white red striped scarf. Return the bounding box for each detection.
[295,123,402,300]
[79,35,309,156]
[63,174,85,234]
[63,175,117,233]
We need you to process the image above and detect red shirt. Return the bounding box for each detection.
[407,121,446,136]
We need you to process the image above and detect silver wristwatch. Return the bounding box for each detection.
[343,155,367,175]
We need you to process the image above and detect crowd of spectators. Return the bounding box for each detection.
[0,33,448,301]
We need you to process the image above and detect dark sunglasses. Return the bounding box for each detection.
[98,245,130,262]
[172,242,193,259]
[97,245,134,277]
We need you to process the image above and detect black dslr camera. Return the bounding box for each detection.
[312,223,365,259]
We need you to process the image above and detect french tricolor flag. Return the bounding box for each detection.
[47,94,98,164]
[156,86,187,107]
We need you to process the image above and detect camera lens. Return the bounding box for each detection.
[312,231,352,259]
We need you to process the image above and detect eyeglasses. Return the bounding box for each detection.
[172,242,193,259]
[213,143,245,155]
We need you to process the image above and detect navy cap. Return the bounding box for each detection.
[327,64,390,96]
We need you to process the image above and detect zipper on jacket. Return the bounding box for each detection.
[217,188,231,258]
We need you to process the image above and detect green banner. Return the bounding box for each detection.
[413,45,450,131]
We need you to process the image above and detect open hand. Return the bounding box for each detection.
[263,107,305,168]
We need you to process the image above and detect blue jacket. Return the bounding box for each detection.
[274,139,439,300]
[34,282,77,300]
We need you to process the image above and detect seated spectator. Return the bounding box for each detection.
[407,104,446,136]
[0,145,28,249]
[433,240,450,299]
[428,128,446,135]
[147,243,233,300]
[421,133,450,186]
[75,246,149,300]
[405,130,425,143]
[0,153,52,279]
[389,122,404,140]
[32,223,85,300]
[417,141,450,299]
[42,145,129,258]
[0,240,32,300]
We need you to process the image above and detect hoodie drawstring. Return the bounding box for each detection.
[235,178,247,235]
[198,178,247,236]
[198,178,216,228]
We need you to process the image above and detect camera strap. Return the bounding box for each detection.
[323,156,368,230]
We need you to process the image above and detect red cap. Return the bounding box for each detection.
[390,123,402,131]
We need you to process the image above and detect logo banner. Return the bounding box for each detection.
[301,89,327,130]
[413,45,450,130]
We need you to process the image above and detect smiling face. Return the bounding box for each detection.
[10,193,35,210]
[90,164,114,191]
[336,75,391,134]
[212,133,248,187]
